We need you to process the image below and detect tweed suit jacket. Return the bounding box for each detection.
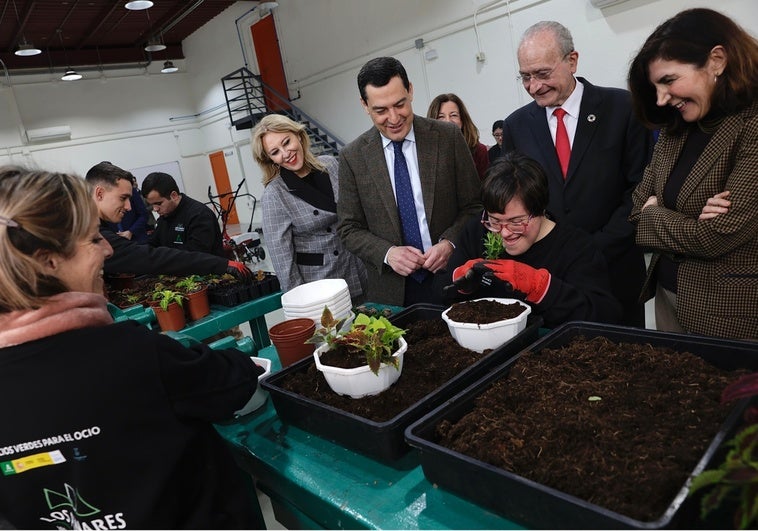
[502,78,651,323]
[630,102,758,340]
[337,116,482,306]
[261,155,367,304]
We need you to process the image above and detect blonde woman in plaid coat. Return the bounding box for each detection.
[628,8,757,340]
[252,114,367,305]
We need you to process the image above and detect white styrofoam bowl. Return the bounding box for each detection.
[280,278,350,309]
[283,299,352,318]
[313,337,407,399]
[441,298,531,353]
[234,357,272,416]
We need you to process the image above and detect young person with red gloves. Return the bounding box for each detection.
[437,152,621,328]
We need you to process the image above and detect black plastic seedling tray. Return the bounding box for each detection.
[405,321,758,529]
[260,303,543,464]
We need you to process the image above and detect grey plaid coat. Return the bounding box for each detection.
[261,155,367,304]
[630,102,758,340]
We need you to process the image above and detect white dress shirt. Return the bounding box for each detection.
[545,78,584,147]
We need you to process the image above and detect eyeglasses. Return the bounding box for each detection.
[481,211,533,234]
[492,132,503,139]
[517,52,572,85]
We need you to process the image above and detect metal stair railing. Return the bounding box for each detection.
[222,67,345,155]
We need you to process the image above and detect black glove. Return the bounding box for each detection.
[226,260,253,281]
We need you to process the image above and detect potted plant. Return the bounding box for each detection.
[483,231,505,260]
[688,372,758,529]
[175,275,210,321]
[150,288,186,331]
[441,298,531,353]
[308,306,407,399]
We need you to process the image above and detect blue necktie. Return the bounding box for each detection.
[392,140,427,283]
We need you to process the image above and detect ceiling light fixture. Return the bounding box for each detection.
[56,29,82,81]
[11,0,42,56]
[61,69,82,81]
[144,36,166,52]
[15,41,42,57]
[161,61,178,73]
[125,0,154,10]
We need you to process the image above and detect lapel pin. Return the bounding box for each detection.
[587,114,596,122]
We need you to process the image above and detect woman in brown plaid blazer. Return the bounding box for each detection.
[628,8,757,340]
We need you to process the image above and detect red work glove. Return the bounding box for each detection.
[226,260,253,281]
[451,258,487,294]
[480,260,551,304]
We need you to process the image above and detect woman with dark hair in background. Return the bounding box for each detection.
[427,93,490,180]
[628,8,757,339]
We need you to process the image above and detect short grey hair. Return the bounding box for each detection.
[520,21,575,55]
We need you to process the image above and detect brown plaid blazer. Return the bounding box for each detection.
[630,102,758,340]
[337,116,482,306]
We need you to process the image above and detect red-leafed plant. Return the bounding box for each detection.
[689,372,758,529]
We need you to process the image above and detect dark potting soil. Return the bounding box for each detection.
[279,318,487,422]
[445,299,526,324]
[434,335,745,522]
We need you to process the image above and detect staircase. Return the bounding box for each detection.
[222,67,344,156]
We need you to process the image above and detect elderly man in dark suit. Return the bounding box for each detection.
[502,21,652,327]
[338,57,482,307]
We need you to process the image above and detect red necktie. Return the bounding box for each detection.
[553,108,570,179]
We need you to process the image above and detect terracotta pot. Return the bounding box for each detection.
[151,301,186,332]
[269,318,316,367]
[185,287,210,321]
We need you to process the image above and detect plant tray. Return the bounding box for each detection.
[405,321,758,529]
[260,303,543,463]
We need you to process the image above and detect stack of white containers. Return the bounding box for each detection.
[281,278,354,324]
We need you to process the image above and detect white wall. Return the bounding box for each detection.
[273,0,757,145]
[1,0,756,220]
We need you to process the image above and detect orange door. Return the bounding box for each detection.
[251,14,290,112]
[209,151,239,226]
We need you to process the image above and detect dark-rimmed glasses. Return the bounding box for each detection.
[481,211,532,234]
[517,52,572,85]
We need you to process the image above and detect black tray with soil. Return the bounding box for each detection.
[404,321,758,529]
[260,303,543,464]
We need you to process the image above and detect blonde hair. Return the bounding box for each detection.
[0,166,97,311]
[251,114,326,186]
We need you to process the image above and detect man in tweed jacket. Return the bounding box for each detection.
[338,57,482,307]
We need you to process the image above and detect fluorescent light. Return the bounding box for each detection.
[161,61,178,73]
[15,42,42,56]
[61,69,82,81]
[125,1,153,9]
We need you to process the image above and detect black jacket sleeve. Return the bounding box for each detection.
[101,222,228,276]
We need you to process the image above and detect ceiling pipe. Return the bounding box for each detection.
[5,58,155,78]
[156,0,206,36]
